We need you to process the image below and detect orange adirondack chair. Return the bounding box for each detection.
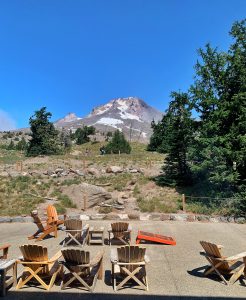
[46,204,66,227]
[28,211,58,241]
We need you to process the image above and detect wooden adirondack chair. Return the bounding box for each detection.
[28,211,58,241]
[16,244,62,291]
[61,248,104,292]
[200,241,246,285]
[62,219,89,247]
[46,204,66,226]
[0,244,10,259]
[110,245,149,291]
[108,222,131,245]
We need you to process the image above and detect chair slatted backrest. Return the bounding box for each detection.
[111,222,129,238]
[31,211,45,232]
[47,205,58,223]
[62,249,90,274]
[117,246,146,273]
[200,241,229,271]
[65,219,82,237]
[20,244,49,274]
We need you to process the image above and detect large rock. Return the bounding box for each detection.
[62,183,112,209]
[8,171,20,178]
[106,166,123,174]
[87,167,100,176]
[0,171,9,177]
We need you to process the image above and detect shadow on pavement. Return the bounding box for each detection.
[5,292,246,300]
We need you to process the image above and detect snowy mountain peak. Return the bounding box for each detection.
[56,113,81,125]
[55,97,163,142]
[88,97,159,123]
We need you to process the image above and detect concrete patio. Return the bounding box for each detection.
[0,220,245,299]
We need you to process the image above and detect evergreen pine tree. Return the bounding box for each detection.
[26,107,62,156]
[157,92,193,186]
[74,126,95,145]
[7,140,15,150]
[16,137,27,151]
[105,130,131,154]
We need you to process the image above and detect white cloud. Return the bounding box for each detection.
[0,109,17,131]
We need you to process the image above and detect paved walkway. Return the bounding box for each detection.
[0,220,245,299]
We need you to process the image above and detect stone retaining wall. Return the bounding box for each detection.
[0,213,245,224]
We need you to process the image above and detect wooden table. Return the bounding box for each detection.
[88,226,104,245]
[0,259,16,297]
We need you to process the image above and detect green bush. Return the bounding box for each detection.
[105,130,131,154]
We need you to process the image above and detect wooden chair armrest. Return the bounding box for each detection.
[83,224,89,230]
[115,261,146,266]
[0,244,11,251]
[90,250,104,267]
[64,229,83,232]
[110,248,118,262]
[223,251,246,262]
[16,260,49,265]
[200,252,221,261]
[48,250,62,263]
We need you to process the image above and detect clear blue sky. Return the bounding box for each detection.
[0,0,245,129]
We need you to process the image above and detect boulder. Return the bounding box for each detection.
[8,171,20,178]
[61,171,68,176]
[87,167,100,176]
[106,166,123,174]
[117,198,124,206]
[90,214,106,220]
[0,217,12,223]
[76,170,85,176]
[128,179,137,185]
[44,170,54,176]
[0,171,9,177]
[61,183,112,209]
[104,213,120,220]
[29,170,42,176]
[55,168,64,173]
[80,214,90,221]
[235,217,245,224]
[128,213,140,220]
[50,174,58,178]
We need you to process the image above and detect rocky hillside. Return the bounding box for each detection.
[55,97,163,142]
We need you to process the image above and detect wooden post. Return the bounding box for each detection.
[182,194,186,212]
[119,150,120,156]
[83,193,87,211]
[16,161,23,172]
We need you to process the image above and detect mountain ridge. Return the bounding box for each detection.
[55,97,163,142]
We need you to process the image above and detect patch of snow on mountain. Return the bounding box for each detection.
[96,117,123,129]
[117,100,142,121]
[117,99,128,111]
[119,111,141,121]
